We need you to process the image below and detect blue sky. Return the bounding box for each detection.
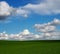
[0,0,60,34]
[0,0,41,7]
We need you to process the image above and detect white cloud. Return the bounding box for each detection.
[34,34,40,38]
[35,24,55,32]
[0,0,60,21]
[24,0,60,15]
[34,18,60,40]
[0,29,43,40]
[0,31,8,40]
[18,29,35,40]
[0,1,30,20]
[0,19,59,40]
[3,29,34,40]
[9,34,19,40]
[51,18,60,25]
[20,29,31,35]
[0,1,14,20]
[0,1,11,16]
[34,18,60,32]
[16,8,30,17]
[43,31,60,40]
[0,27,60,40]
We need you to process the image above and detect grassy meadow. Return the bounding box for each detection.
[0,40,60,54]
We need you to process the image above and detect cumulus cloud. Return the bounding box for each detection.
[0,0,60,21]
[18,29,44,40]
[43,31,60,40]
[20,29,31,35]
[0,27,60,40]
[24,0,60,15]
[34,18,60,32]
[0,1,14,20]
[16,8,30,18]
[35,24,55,32]
[5,20,59,40]
[0,1,30,20]
[0,29,43,40]
[34,18,60,40]
[0,31,8,40]
[0,1,11,16]
[18,29,35,40]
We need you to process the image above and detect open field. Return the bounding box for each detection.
[0,40,60,54]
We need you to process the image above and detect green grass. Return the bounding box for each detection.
[0,40,60,54]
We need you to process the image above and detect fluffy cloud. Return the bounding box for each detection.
[0,1,15,20]
[0,29,43,40]
[16,8,30,17]
[50,18,60,25]
[35,24,55,32]
[43,31,60,40]
[0,1,30,20]
[0,18,60,40]
[0,31,8,40]
[18,29,36,40]
[1,0,60,21]
[20,29,31,35]
[34,18,60,32]
[0,28,60,40]
[34,18,60,40]
[24,0,60,15]
[0,1,11,16]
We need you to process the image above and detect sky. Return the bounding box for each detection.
[0,0,43,34]
[0,0,60,37]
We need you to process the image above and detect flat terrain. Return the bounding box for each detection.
[0,40,60,54]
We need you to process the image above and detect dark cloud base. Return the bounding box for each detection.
[0,16,9,20]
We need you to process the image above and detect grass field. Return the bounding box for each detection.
[0,40,60,54]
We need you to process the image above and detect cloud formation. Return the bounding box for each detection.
[0,0,60,21]
[0,1,14,20]
[0,1,11,16]
[0,31,8,40]
[0,1,30,20]
[0,18,60,40]
[24,0,60,15]
[0,29,44,40]
[0,29,42,40]
[34,18,60,40]
[34,18,60,32]
[16,8,30,17]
